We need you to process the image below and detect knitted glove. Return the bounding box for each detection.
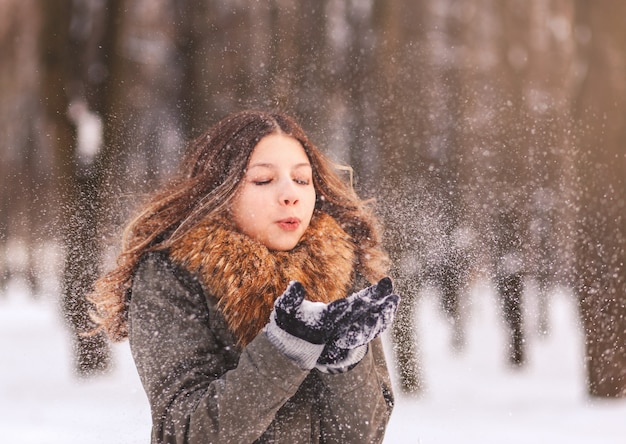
[265,281,351,369]
[273,281,352,343]
[316,277,400,371]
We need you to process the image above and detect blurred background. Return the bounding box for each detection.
[0,0,625,404]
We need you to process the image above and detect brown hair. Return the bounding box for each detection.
[90,109,389,341]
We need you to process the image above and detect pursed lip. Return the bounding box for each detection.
[276,217,301,231]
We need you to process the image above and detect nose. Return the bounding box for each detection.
[278,179,299,206]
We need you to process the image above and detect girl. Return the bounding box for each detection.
[90,110,399,443]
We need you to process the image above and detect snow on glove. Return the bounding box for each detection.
[273,281,351,344]
[265,281,351,370]
[333,281,399,349]
[317,277,400,368]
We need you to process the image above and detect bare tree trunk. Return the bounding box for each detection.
[39,0,117,375]
[0,0,51,295]
[61,174,111,375]
[519,0,577,336]
[371,0,430,394]
[458,0,534,367]
[573,0,626,398]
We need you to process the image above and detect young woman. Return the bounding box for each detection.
[90,109,399,443]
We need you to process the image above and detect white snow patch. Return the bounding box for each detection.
[1,279,626,443]
[381,282,626,443]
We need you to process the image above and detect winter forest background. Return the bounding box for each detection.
[1,0,626,441]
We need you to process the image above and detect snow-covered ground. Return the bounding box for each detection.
[1,277,625,444]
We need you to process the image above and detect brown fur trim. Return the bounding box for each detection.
[169,212,356,347]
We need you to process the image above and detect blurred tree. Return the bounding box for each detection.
[519,0,577,334]
[372,0,430,394]
[175,0,256,132]
[39,0,126,375]
[0,0,49,294]
[573,0,626,398]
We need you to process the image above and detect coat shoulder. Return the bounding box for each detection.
[132,250,240,355]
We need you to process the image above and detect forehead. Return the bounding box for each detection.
[248,134,310,166]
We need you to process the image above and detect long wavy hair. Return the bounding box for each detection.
[90,109,389,341]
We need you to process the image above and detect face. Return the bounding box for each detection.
[230,133,316,251]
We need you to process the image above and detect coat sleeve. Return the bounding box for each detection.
[128,254,310,444]
[315,338,395,444]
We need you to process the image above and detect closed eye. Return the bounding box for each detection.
[253,179,272,185]
[294,178,310,185]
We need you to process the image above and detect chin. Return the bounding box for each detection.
[269,242,298,252]
[267,235,301,252]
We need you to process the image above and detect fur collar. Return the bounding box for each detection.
[169,212,356,347]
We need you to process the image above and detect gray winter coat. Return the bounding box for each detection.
[128,252,395,444]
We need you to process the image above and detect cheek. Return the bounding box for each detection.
[230,192,250,224]
[307,189,317,210]
[239,193,265,217]
[231,188,266,229]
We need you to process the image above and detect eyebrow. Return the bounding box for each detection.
[247,162,312,170]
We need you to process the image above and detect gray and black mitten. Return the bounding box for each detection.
[265,281,351,369]
[316,277,400,372]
